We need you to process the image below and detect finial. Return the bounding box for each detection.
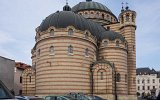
[66,0,68,5]
[121,2,124,12]
[125,2,129,10]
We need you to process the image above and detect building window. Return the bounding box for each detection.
[20,76,22,83]
[101,72,104,80]
[133,45,135,51]
[125,74,127,82]
[85,32,89,39]
[138,86,140,90]
[102,14,105,19]
[121,15,124,24]
[126,14,129,22]
[68,45,73,54]
[116,41,120,47]
[103,40,108,47]
[148,86,150,90]
[116,73,120,82]
[159,79,160,83]
[29,76,31,83]
[49,46,54,54]
[143,86,145,90]
[38,49,40,56]
[50,29,54,36]
[138,79,140,84]
[153,79,155,83]
[68,28,73,35]
[147,79,150,83]
[85,48,89,56]
[125,43,128,49]
[153,86,155,89]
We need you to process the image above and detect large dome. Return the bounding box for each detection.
[72,0,112,14]
[39,11,106,39]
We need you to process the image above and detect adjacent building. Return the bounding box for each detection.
[136,68,160,97]
[14,62,31,95]
[22,0,137,100]
[0,56,15,91]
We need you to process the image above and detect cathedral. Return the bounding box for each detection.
[22,0,137,100]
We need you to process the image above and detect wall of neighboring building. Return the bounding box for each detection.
[14,67,23,95]
[136,74,160,96]
[0,56,15,91]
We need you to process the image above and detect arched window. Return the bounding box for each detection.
[68,45,73,54]
[101,72,104,80]
[116,41,120,47]
[85,32,89,39]
[102,14,105,19]
[126,14,129,22]
[121,15,124,24]
[103,40,108,47]
[85,48,89,56]
[38,49,40,56]
[68,28,73,35]
[50,29,54,36]
[116,73,120,82]
[50,46,54,53]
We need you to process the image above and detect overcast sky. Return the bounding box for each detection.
[0,0,160,70]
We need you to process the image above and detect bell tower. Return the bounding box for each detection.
[119,3,137,99]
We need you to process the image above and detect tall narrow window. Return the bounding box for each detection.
[29,76,31,83]
[38,49,40,56]
[116,73,120,82]
[121,15,124,24]
[102,14,104,19]
[101,72,103,80]
[125,74,127,82]
[50,46,54,54]
[116,41,120,47]
[68,28,73,35]
[85,48,89,56]
[20,76,22,83]
[68,45,73,54]
[138,86,140,90]
[103,40,108,47]
[142,79,145,83]
[126,14,129,22]
[50,29,54,36]
[143,86,145,90]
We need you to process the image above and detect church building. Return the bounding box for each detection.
[22,0,137,100]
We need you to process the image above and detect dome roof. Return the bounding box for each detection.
[101,31,125,42]
[72,0,112,13]
[39,11,106,39]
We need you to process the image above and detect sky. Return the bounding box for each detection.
[0,0,160,70]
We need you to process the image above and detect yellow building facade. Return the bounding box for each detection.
[22,0,137,100]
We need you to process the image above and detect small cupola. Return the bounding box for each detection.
[63,1,71,11]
